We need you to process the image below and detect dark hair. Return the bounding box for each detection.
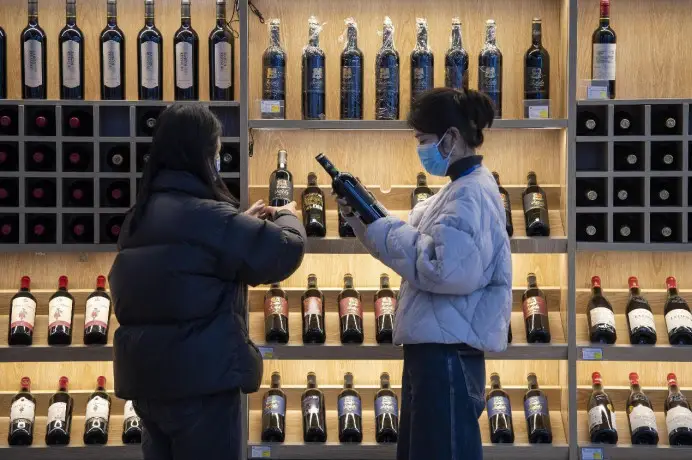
[407,88,495,148]
[129,104,238,234]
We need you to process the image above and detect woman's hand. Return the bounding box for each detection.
[265,201,298,218]
[244,200,268,219]
[333,192,354,217]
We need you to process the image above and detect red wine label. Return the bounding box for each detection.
[85,395,110,421]
[303,297,322,317]
[10,397,35,423]
[628,405,657,432]
[10,297,37,331]
[666,406,692,435]
[264,296,288,318]
[47,402,67,424]
[523,192,546,212]
[375,297,397,318]
[339,297,362,318]
[48,297,73,329]
[665,309,692,334]
[302,192,324,212]
[85,296,110,330]
[522,296,547,319]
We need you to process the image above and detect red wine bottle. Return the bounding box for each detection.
[375,273,396,344]
[66,215,93,244]
[338,273,364,344]
[21,0,48,99]
[105,146,129,172]
[664,277,692,345]
[83,376,110,445]
[522,273,551,343]
[102,215,124,243]
[84,275,111,345]
[0,215,19,244]
[410,18,434,103]
[65,179,93,207]
[478,20,502,118]
[64,146,91,172]
[493,171,514,236]
[45,376,73,445]
[487,373,514,443]
[122,400,142,444]
[338,211,355,237]
[63,109,92,136]
[261,372,286,442]
[208,0,234,101]
[627,372,659,445]
[375,372,398,443]
[59,0,84,100]
[625,276,657,345]
[264,282,289,343]
[302,172,326,237]
[522,171,550,236]
[0,108,18,135]
[591,0,616,98]
[301,274,325,344]
[587,276,617,344]
[100,0,126,100]
[138,0,163,100]
[411,172,433,209]
[173,0,199,101]
[105,180,130,207]
[587,371,618,444]
[26,214,55,243]
[47,276,75,345]
[269,150,293,207]
[8,276,37,346]
[339,19,364,120]
[302,372,327,442]
[664,373,692,446]
[374,17,399,121]
[338,372,363,443]
[524,373,552,443]
[301,16,326,120]
[8,377,35,446]
[261,19,286,107]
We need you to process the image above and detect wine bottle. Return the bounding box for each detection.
[45,376,73,445]
[261,372,286,442]
[302,173,326,237]
[27,178,56,207]
[302,372,327,442]
[83,376,110,445]
[487,373,514,443]
[587,372,618,444]
[102,215,123,243]
[375,372,398,443]
[0,26,6,99]
[592,0,616,98]
[21,0,47,99]
[664,277,692,345]
[122,400,142,444]
[524,373,552,443]
[653,108,680,135]
[0,215,18,244]
[262,19,286,107]
[209,0,234,101]
[375,17,399,120]
[493,172,514,237]
[64,145,91,172]
[84,275,111,345]
[0,180,19,207]
[264,282,289,344]
[587,276,617,344]
[66,216,93,244]
[65,179,93,207]
[26,214,55,244]
[302,274,326,344]
[138,0,163,100]
[524,18,550,102]
[338,273,364,344]
[340,18,363,120]
[375,273,396,344]
[410,18,433,103]
[479,20,503,118]
[173,0,199,101]
[338,373,363,443]
[8,377,35,446]
[59,0,84,100]
[47,275,75,345]
[104,180,130,207]
[316,153,388,225]
[522,273,551,343]
[8,276,37,346]
[614,144,640,171]
[625,276,657,345]
[577,110,601,136]
[105,146,129,172]
[411,172,433,208]
[522,171,550,236]
[614,110,634,135]
[445,18,468,91]
[664,373,692,446]
[508,323,513,344]
[338,211,355,237]
[0,108,17,136]
[302,16,326,120]
[269,149,293,207]
[627,372,659,445]
[100,0,125,100]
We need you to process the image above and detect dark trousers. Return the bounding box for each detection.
[397,344,486,460]
[133,390,242,460]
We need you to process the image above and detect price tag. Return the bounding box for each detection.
[528,105,550,119]
[251,445,271,458]
[586,85,608,100]
[581,447,604,460]
[260,100,282,115]
[582,347,604,360]
[258,346,274,359]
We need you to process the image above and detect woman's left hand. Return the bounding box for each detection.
[245,200,268,219]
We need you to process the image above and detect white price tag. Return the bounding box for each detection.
[581,447,604,460]
[251,445,271,458]
[260,100,282,115]
[528,105,549,119]
[587,85,608,100]
[582,347,604,360]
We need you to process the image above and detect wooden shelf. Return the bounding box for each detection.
[248,119,569,131]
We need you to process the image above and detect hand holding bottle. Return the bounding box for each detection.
[245,200,268,218]
[266,201,298,218]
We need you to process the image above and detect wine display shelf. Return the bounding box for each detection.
[248,119,569,131]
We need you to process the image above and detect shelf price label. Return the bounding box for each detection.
[528,105,550,119]
[251,445,271,458]
[581,347,604,360]
[581,447,605,460]
[586,82,609,100]
[258,346,274,359]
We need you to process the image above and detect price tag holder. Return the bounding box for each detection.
[582,347,604,360]
[581,447,605,460]
[258,346,274,359]
[524,99,551,119]
[260,100,285,119]
[251,445,271,458]
[585,79,609,100]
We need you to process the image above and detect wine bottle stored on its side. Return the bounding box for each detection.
[664,373,692,446]
[625,276,657,345]
[627,372,659,445]
[8,276,37,346]
[587,276,617,344]
[302,372,327,442]
[8,377,35,446]
[261,372,286,442]
[302,274,326,344]
[264,283,289,344]
[487,373,514,443]
[587,372,618,444]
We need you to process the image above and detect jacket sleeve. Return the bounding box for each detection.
[364,191,488,296]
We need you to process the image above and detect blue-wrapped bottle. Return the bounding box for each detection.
[375,17,399,120]
[445,18,468,91]
[261,19,286,109]
[340,18,363,120]
[478,19,503,118]
[302,16,326,120]
[410,18,434,103]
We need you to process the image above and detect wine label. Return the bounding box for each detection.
[415,192,430,204]
[375,395,398,417]
[23,39,43,88]
[102,40,122,88]
[85,395,110,420]
[302,395,321,416]
[665,309,692,334]
[628,404,657,432]
[263,395,286,417]
[445,66,468,90]
[412,65,433,97]
[140,42,160,89]
[589,307,616,329]
[48,296,73,329]
[307,65,325,92]
[592,44,616,81]
[523,192,547,212]
[303,297,322,317]
[522,296,547,319]
[479,65,499,93]
[666,406,692,435]
[175,42,194,90]
[339,297,363,318]
[486,395,512,418]
[588,405,616,431]
[302,192,324,212]
[263,66,285,97]
[123,400,138,420]
[47,402,67,424]
[628,308,656,332]
[214,42,233,89]
[85,296,110,330]
[500,193,510,212]
[524,395,549,418]
[375,297,397,318]
[264,296,288,318]
[338,395,362,417]
[10,296,37,331]
[341,65,362,93]
[271,178,293,202]
[526,66,546,92]
[62,40,81,89]
[376,65,399,93]
[10,397,35,422]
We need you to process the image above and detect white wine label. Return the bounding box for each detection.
[85,296,110,329]
[23,39,43,88]
[629,405,657,432]
[175,42,194,90]
[10,397,35,422]
[10,297,37,331]
[628,309,656,332]
[375,297,397,317]
[592,44,616,81]
[271,179,292,202]
[124,400,138,419]
[62,40,81,89]
[85,395,110,420]
[665,309,692,334]
[47,402,67,424]
[140,42,160,89]
[339,297,363,318]
[102,40,122,88]
[214,41,233,89]
[48,297,73,329]
[666,406,692,434]
[588,405,615,430]
[590,307,616,328]
[302,395,321,416]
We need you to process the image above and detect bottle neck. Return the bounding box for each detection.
[216,2,226,26]
[592,286,603,296]
[416,27,428,49]
[668,383,680,396]
[630,383,641,394]
[485,24,497,46]
[451,24,462,49]
[629,286,641,296]
[380,277,390,289]
[269,26,281,47]
[527,175,537,186]
[28,2,39,24]
[592,382,602,392]
[107,2,117,26]
[307,279,317,289]
[346,26,357,49]
[181,4,191,27]
[417,174,427,187]
[277,151,287,169]
[668,286,679,297]
[532,22,542,46]
[382,27,393,47]
[316,155,339,179]
[145,3,155,26]
[599,3,610,27]
[344,277,354,289]
[66,3,76,26]
[308,26,319,47]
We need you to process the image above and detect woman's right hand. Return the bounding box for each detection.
[265,201,298,218]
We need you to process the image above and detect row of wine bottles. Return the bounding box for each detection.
[262,16,549,120]
[268,150,552,237]
[0,213,126,245]
[587,372,692,446]
[0,178,130,209]
[261,371,553,444]
[586,276,692,345]
[5,0,235,101]
[8,376,141,446]
[577,107,682,137]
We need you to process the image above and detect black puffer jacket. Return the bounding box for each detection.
[108,170,306,400]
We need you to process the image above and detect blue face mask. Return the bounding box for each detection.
[416,130,456,177]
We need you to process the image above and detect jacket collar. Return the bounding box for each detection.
[447,155,483,181]
[150,170,215,200]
